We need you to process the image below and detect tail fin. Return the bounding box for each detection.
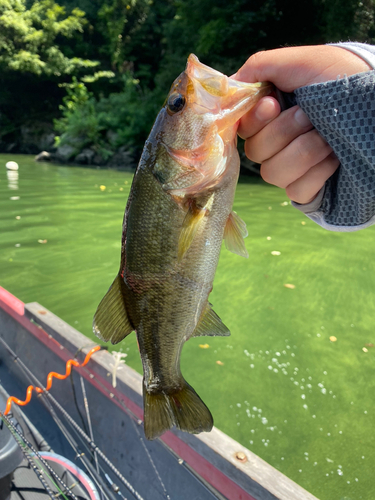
[143,380,213,440]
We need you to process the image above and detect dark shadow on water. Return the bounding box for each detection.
[46,160,137,173]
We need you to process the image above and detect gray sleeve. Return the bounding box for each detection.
[292,51,375,231]
[330,42,375,70]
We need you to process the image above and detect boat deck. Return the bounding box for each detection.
[0,286,319,500]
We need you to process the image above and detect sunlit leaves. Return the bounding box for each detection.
[0,0,98,75]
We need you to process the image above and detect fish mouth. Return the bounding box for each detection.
[186,54,272,127]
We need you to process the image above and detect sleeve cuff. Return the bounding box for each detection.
[291,187,325,214]
[329,42,375,70]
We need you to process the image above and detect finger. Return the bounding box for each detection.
[233,46,371,92]
[245,106,313,164]
[238,96,280,139]
[234,47,328,91]
[260,129,333,189]
[285,153,340,204]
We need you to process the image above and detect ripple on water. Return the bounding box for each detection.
[2,155,374,500]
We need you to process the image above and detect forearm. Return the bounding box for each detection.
[294,49,375,231]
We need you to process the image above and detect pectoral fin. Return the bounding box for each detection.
[224,211,249,258]
[178,201,207,261]
[93,274,134,344]
[192,302,230,337]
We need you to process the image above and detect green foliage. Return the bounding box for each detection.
[321,0,375,41]
[54,73,157,158]
[2,0,375,157]
[0,0,99,75]
[54,77,105,155]
[97,0,174,88]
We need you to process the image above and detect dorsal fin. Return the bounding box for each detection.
[224,211,249,258]
[192,302,230,337]
[93,274,134,344]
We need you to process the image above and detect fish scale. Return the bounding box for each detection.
[93,54,271,440]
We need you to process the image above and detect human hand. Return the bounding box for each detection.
[234,46,371,204]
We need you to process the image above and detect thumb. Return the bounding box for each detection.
[233,45,371,92]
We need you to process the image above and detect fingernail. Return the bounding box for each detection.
[294,108,311,127]
[255,98,277,121]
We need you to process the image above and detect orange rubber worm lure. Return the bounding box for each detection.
[3,346,101,415]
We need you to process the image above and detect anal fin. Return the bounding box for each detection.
[192,302,230,337]
[224,211,249,258]
[93,274,134,344]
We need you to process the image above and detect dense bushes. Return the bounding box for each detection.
[1,0,375,161]
[54,73,160,162]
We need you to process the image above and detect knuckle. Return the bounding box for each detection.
[245,139,262,164]
[285,183,302,203]
[266,106,302,149]
[294,130,324,163]
[278,179,289,189]
[269,120,284,145]
[260,163,272,184]
[260,162,283,187]
[247,51,267,68]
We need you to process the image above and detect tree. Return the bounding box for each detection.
[0,0,100,148]
[0,0,98,75]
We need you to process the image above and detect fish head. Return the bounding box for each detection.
[155,55,271,194]
[160,54,271,147]
[185,54,271,131]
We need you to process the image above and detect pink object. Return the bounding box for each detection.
[0,286,24,316]
[37,452,100,500]
[0,286,256,500]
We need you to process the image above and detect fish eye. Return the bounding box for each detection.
[167,93,186,114]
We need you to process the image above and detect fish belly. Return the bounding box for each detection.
[120,161,236,439]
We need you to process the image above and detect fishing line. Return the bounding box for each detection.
[0,411,75,500]
[3,344,101,415]
[130,420,171,500]
[70,343,108,441]
[46,392,143,500]
[80,375,100,470]
[67,344,169,499]
[1,334,223,500]
[70,369,89,435]
[25,387,121,500]
[79,374,105,500]
[32,388,117,500]
[68,357,170,500]
[0,336,141,500]
[0,412,77,500]
[72,344,105,500]
[0,335,224,500]
[10,363,120,500]
[2,394,106,500]
[0,342,108,500]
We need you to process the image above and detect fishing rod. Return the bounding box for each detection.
[0,410,79,500]
[2,383,117,500]
[0,335,142,500]
[1,333,224,500]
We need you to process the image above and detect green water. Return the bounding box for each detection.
[1,154,374,500]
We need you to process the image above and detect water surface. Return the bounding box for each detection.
[1,154,374,500]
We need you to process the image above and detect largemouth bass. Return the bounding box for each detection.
[94,55,271,440]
